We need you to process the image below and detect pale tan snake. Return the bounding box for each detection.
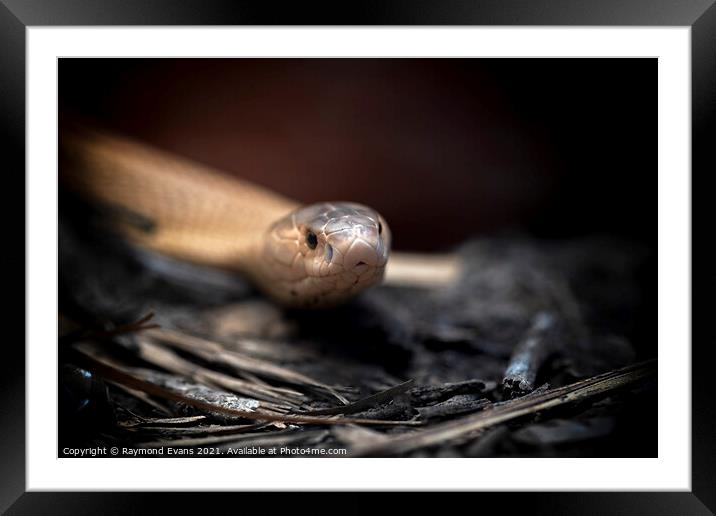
[60,124,394,308]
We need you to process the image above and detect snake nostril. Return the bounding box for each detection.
[356,261,367,267]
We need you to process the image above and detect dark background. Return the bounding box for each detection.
[59,58,655,252]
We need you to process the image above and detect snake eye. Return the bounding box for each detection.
[378,222,383,235]
[306,231,318,250]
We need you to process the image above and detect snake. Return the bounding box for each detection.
[59,124,391,308]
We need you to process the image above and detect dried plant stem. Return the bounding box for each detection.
[72,343,420,427]
[351,360,656,456]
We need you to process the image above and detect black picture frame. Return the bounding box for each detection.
[2,1,711,513]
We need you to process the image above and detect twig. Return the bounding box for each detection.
[72,343,420,427]
[144,328,350,405]
[417,395,490,420]
[119,415,207,427]
[408,379,487,406]
[300,380,414,416]
[134,338,305,410]
[502,311,561,396]
[351,359,656,456]
[127,423,269,437]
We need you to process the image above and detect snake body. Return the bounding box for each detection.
[60,125,391,307]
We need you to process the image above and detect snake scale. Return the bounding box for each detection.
[59,124,392,308]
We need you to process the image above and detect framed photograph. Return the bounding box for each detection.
[3,0,710,512]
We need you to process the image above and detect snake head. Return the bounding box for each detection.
[261,202,391,307]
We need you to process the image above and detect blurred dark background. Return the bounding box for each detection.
[59,58,655,252]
